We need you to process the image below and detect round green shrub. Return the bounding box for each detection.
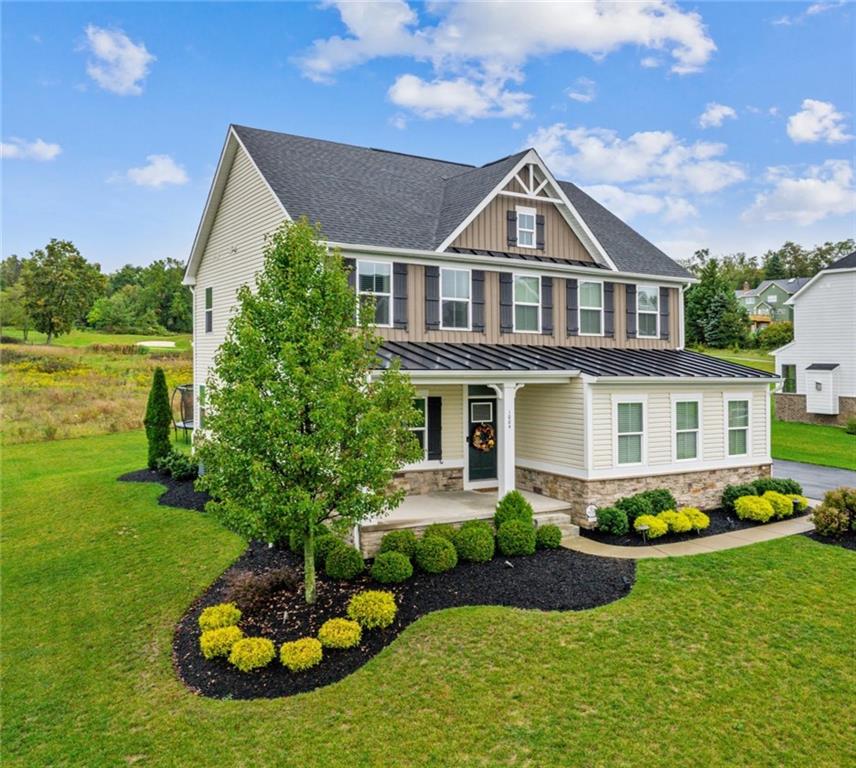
[324,544,364,580]
[657,509,692,533]
[198,602,241,631]
[753,477,803,496]
[681,507,710,531]
[496,519,536,556]
[313,533,343,566]
[317,618,362,649]
[347,590,397,629]
[452,520,495,562]
[378,529,418,559]
[228,637,275,672]
[789,494,810,513]
[370,551,413,583]
[812,501,851,537]
[279,637,323,671]
[633,513,668,539]
[722,483,758,514]
[596,506,628,536]
[423,523,456,542]
[494,490,534,527]
[200,625,244,659]
[734,495,775,523]
[637,488,678,515]
[614,495,654,525]
[414,535,458,573]
[536,524,562,549]
[763,490,794,519]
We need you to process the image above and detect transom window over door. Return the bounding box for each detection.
[616,401,644,465]
[579,281,603,335]
[514,274,540,332]
[440,268,470,329]
[637,285,659,337]
[727,398,750,456]
[674,400,700,461]
[357,261,391,326]
[516,206,536,248]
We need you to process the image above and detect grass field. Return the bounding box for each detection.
[772,419,856,470]
[0,326,192,351]
[2,431,854,768]
[694,346,776,373]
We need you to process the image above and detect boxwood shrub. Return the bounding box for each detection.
[198,602,241,631]
[228,637,276,672]
[536,524,562,549]
[347,590,397,629]
[681,507,710,531]
[324,544,365,580]
[596,506,628,536]
[494,490,534,527]
[753,477,803,496]
[313,534,344,566]
[637,488,677,515]
[279,637,323,672]
[734,495,775,523]
[614,495,654,525]
[633,513,668,539]
[722,483,758,514]
[452,520,495,562]
[378,529,418,559]
[414,536,458,573]
[497,519,536,556]
[317,618,362,649]
[763,490,794,519]
[423,523,457,542]
[199,625,244,659]
[370,551,413,583]
[658,509,692,533]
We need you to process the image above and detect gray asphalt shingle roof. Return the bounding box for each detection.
[825,251,856,270]
[233,125,690,279]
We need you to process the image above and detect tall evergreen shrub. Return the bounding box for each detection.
[145,367,172,469]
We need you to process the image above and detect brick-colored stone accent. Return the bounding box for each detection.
[516,464,771,527]
[390,467,464,495]
[774,393,856,427]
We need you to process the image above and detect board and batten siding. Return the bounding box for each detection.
[590,382,770,471]
[515,380,585,470]
[194,147,287,426]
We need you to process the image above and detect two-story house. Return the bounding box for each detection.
[735,278,810,331]
[773,252,856,426]
[184,125,776,530]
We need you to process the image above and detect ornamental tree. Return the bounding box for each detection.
[195,219,421,604]
[144,367,172,469]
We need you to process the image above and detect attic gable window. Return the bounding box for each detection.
[516,206,536,249]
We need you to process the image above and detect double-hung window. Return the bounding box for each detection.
[411,397,427,460]
[674,399,700,461]
[513,274,540,332]
[204,288,213,333]
[637,285,659,337]
[516,206,536,248]
[357,261,391,326]
[440,268,470,329]
[782,364,796,393]
[579,281,603,335]
[616,401,644,465]
[727,398,750,456]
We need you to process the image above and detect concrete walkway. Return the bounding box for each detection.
[773,459,856,501]
[563,514,815,559]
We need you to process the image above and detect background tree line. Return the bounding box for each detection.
[0,239,191,342]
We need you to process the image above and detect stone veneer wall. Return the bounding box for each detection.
[390,467,464,495]
[516,464,772,527]
[774,393,856,427]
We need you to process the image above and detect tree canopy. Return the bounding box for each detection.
[685,257,749,348]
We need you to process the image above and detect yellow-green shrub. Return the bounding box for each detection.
[789,494,810,513]
[199,625,244,659]
[280,637,323,672]
[734,495,774,523]
[317,618,362,649]
[681,507,710,531]
[347,590,397,629]
[763,490,794,519]
[657,509,692,533]
[228,637,275,672]
[633,514,668,539]
[198,602,241,631]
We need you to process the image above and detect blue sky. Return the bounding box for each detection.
[2,1,854,271]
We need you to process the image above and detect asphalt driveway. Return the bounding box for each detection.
[773,459,856,500]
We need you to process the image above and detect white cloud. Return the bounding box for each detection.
[698,102,737,128]
[388,74,530,121]
[786,99,853,143]
[0,137,62,161]
[388,113,408,130]
[82,25,155,95]
[583,184,698,222]
[567,77,596,103]
[773,1,845,26]
[299,0,716,120]
[123,154,188,188]
[743,160,856,225]
[640,56,661,68]
[807,1,846,15]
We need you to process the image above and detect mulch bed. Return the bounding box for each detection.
[804,530,856,551]
[581,507,809,547]
[174,542,636,700]
[118,468,210,512]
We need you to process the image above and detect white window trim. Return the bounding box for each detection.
[411,391,428,462]
[780,363,797,394]
[204,287,213,334]
[516,205,537,250]
[612,395,647,467]
[724,391,753,458]
[636,284,660,338]
[671,394,703,463]
[578,278,604,337]
[512,272,541,334]
[439,266,472,331]
[470,401,494,423]
[356,260,393,328]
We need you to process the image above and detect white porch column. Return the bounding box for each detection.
[491,383,525,499]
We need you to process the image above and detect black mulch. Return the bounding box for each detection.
[804,530,856,551]
[118,468,210,512]
[581,507,810,547]
[174,542,636,700]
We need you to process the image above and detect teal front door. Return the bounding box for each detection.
[468,398,497,482]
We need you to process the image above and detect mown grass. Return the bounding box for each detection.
[771,418,856,470]
[2,432,854,768]
[0,326,192,351]
[694,346,776,373]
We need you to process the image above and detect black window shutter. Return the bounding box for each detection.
[604,282,615,338]
[472,270,485,332]
[427,396,442,460]
[566,278,579,336]
[425,266,440,330]
[626,284,637,339]
[659,287,670,340]
[506,210,517,248]
[541,276,553,335]
[499,272,513,333]
[344,258,356,291]
[393,262,408,329]
[536,214,545,250]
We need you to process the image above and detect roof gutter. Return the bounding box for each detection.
[587,375,780,384]
[370,369,580,383]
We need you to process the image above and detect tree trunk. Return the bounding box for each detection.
[303,526,316,604]
[46,330,52,345]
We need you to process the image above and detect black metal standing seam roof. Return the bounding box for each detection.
[447,247,608,269]
[377,341,778,379]
[806,363,840,370]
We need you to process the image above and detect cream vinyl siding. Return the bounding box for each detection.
[515,380,585,469]
[430,385,464,460]
[591,382,770,470]
[193,147,287,426]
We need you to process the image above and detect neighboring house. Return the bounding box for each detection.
[773,252,856,426]
[184,125,776,530]
[735,278,810,331]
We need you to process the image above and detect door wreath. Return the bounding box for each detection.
[471,423,496,453]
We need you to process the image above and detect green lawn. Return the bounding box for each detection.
[694,346,775,373]
[772,418,856,470]
[1,326,192,351]
[2,432,854,768]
